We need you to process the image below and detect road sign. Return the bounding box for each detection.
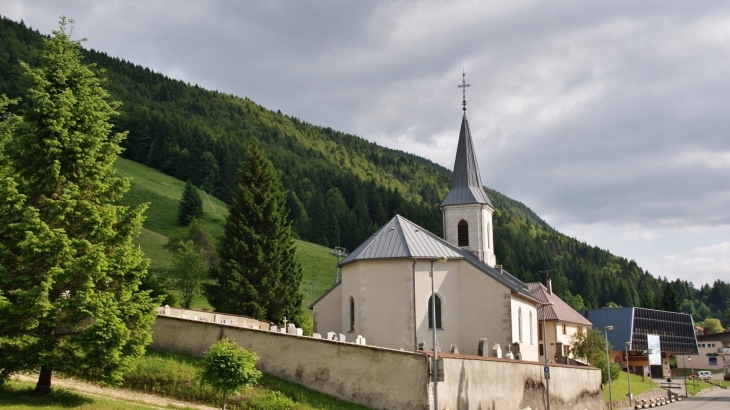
[691,373,696,379]
[544,366,549,373]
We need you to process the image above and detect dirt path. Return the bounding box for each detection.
[14,374,219,410]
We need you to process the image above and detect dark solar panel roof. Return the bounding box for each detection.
[441,113,493,207]
[338,214,535,299]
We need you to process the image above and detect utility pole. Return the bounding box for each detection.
[332,247,347,285]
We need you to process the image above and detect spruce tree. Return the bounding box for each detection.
[661,282,680,313]
[0,18,156,393]
[178,180,203,225]
[207,139,304,325]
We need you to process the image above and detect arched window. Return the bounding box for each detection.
[428,295,442,329]
[458,220,469,247]
[518,307,523,343]
[349,296,355,332]
[530,311,534,345]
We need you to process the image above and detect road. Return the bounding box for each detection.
[662,388,730,410]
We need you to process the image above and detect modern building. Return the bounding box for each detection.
[581,307,699,378]
[527,280,593,365]
[310,92,543,360]
[684,331,730,371]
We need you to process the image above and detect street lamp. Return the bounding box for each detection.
[625,342,632,407]
[646,349,653,389]
[604,326,614,410]
[682,355,689,398]
[538,302,554,410]
[430,257,447,410]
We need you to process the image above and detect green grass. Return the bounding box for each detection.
[0,379,177,410]
[114,157,340,311]
[602,371,655,404]
[123,350,370,409]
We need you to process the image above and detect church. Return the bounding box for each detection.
[310,86,542,361]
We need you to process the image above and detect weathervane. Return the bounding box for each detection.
[458,69,471,111]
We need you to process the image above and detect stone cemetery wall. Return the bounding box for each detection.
[151,309,605,410]
[150,313,430,410]
[437,352,605,410]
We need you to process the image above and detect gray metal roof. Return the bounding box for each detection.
[578,308,634,349]
[441,113,493,207]
[338,214,535,300]
[527,283,592,326]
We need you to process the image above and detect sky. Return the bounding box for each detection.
[3,1,729,288]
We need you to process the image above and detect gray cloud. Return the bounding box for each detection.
[4,0,730,285]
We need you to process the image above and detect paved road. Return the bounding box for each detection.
[659,388,730,410]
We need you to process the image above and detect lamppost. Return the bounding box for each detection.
[625,342,632,407]
[604,326,614,410]
[682,355,689,398]
[430,257,447,410]
[646,349,653,389]
[538,302,554,410]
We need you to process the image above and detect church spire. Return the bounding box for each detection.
[440,71,492,207]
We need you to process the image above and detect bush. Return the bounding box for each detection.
[200,338,262,410]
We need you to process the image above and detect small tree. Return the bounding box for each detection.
[170,240,205,309]
[200,338,261,410]
[178,180,203,225]
[570,328,619,384]
[699,318,724,334]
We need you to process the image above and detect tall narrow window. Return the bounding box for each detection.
[538,322,543,341]
[457,220,469,246]
[428,295,442,329]
[349,296,355,332]
[518,307,523,343]
[530,311,534,345]
[562,323,567,335]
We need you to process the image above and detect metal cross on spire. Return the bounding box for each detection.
[458,69,471,111]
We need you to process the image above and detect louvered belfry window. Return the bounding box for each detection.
[457,220,469,246]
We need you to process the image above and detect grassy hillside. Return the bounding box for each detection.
[116,158,338,311]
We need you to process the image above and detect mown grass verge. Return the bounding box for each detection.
[123,350,370,410]
[0,379,172,410]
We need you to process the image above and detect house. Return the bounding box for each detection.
[580,307,698,378]
[310,103,542,360]
[527,280,592,365]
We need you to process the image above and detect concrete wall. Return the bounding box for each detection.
[437,353,605,410]
[150,315,430,410]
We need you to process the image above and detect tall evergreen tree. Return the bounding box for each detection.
[178,180,203,225]
[0,18,156,393]
[660,282,680,313]
[207,139,304,326]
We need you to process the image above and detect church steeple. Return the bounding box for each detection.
[440,71,496,266]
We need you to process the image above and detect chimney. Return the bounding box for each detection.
[547,278,553,295]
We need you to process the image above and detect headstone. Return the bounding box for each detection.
[327,331,337,340]
[270,325,278,332]
[450,344,459,354]
[355,335,366,345]
[505,351,514,360]
[287,323,297,334]
[295,328,303,336]
[312,333,322,339]
[477,338,489,357]
[164,305,170,315]
[280,328,287,333]
[417,341,427,351]
[492,343,502,358]
[259,324,268,330]
[338,333,347,342]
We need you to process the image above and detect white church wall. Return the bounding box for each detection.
[341,259,417,348]
[510,296,540,362]
[414,259,460,353]
[311,283,342,338]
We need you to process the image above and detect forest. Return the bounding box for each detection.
[0,15,727,326]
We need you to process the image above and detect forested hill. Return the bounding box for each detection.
[1,16,727,324]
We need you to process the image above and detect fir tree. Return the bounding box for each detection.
[660,282,680,313]
[207,139,304,326]
[0,18,156,394]
[178,180,203,225]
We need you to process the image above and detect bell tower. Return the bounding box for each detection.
[441,71,496,267]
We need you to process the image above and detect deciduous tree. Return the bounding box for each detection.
[200,338,261,410]
[0,18,156,394]
[170,240,205,309]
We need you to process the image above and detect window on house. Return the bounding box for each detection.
[457,220,469,247]
[538,322,543,341]
[428,295,442,329]
[562,324,567,335]
[518,307,523,343]
[578,326,583,334]
[539,344,544,356]
[349,296,355,332]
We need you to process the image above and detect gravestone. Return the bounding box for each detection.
[477,338,489,357]
[259,324,268,330]
[327,331,337,340]
[287,323,296,334]
[417,341,427,351]
[270,325,278,332]
[312,333,322,339]
[295,328,303,336]
[450,344,459,354]
[492,343,502,358]
[338,333,347,342]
